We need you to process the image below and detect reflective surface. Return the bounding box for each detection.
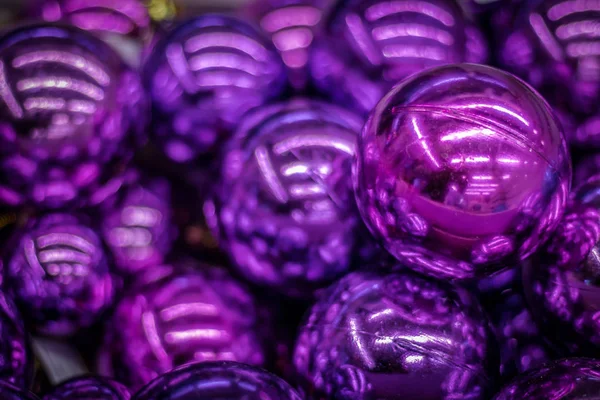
[0,381,39,400]
[294,269,498,400]
[309,0,488,115]
[143,15,287,163]
[354,63,571,280]
[210,99,364,297]
[43,375,130,400]
[0,23,146,208]
[5,213,115,336]
[98,261,265,390]
[133,361,302,400]
[493,358,600,400]
[0,291,32,388]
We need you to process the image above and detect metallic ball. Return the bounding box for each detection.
[133,361,302,400]
[209,99,364,297]
[5,213,115,336]
[0,23,147,209]
[353,63,571,281]
[0,291,32,388]
[43,375,130,400]
[309,0,488,115]
[143,15,287,164]
[294,269,498,400]
[0,382,39,400]
[493,358,600,400]
[98,261,266,390]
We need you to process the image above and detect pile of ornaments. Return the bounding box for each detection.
[0,0,600,398]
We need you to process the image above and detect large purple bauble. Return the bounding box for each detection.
[0,382,39,400]
[294,269,498,400]
[98,261,265,390]
[0,23,146,209]
[5,213,115,336]
[43,375,130,400]
[143,15,287,164]
[309,0,488,115]
[493,358,600,399]
[0,291,32,388]
[133,361,302,400]
[209,99,364,297]
[354,63,571,281]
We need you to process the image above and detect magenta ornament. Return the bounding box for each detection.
[353,63,571,281]
[294,269,498,400]
[43,375,130,400]
[0,291,32,388]
[0,23,147,209]
[0,382,39,400]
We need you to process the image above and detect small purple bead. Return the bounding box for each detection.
[133,361,302,400]
[5,213,115,336]
[0,291,32,388]
[143,15,287,164]
[0,23,147,209]
[353,63,571,280]
[0,382,39,400]
[43,375,130,400]
[294,269,498,400]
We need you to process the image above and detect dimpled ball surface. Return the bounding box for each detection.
[5,213,115,336]
[133,361,302,400]
[211,100,364,297]
[98,262,265,390]
[0,292,32,388]
[0,23,146,209]
[43,375,130,400]
[493,358,600,400]
[143,15,287,164]
[293,269,498,400]
[0,382,39,400]
[354,63,571,280]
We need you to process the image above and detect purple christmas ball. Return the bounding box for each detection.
[309,0,488,115]
[0,291,32,388]
[5,213,115,336]
[0,23,147,209]
[294,269,498,400]
[353,63,571,281]
[133,361,302,400]
[208,99,364,297]
[43,375,130,400]
[0,381,39,400]
[493,358,600,400]
[98,261,266,390]
[143,15,287,164]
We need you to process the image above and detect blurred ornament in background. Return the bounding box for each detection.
[208,99,364,297]
[294,269,498,400]
[143,14,287,165]
[0,291,32,388]
[0,23,147,209]
[4,213,115,336]
[43,375,130,400]
[574,152,600,189]
[0,381,39,400]
[354,63,571,281]
[133,361,302,400]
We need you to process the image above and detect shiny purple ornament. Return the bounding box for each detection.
[493,358,600,400]
[0,23,146,209]
[353,63,571,281]
[0,381,39,400]
[0,291,32,388]
[98,261,266,390]
[143,15,287,164]
[309,0,488,115]
[5,213,115,336]
[133,361,302,400]
[294,269,498,400]
[43,375,130,400]
[208,99,364,297]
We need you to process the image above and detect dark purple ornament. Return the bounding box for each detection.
[0,381,39,400]
[43,375,130,400]
[353,63,571,281]
[0,291,32,388]
[143,15,287,164]
[294,269,498,400]
[0,23,147,209]
[133,361,302,400]
[5,213,115,336]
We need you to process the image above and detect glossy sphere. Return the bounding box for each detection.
[143,15,287,163]
[133,361,302,400]
[0,24,146,209]
[211,100,364,297]
[294,270,497,400]
[99,262,265,390]
[310,0,488,115]
[43,375,130,400]
[493,358,600,399]
[0,292,32,388]
[354,63,571,280]
[0,382,39,400]
[5,213,115,336]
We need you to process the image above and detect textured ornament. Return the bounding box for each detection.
[0,23,147,209]
[0,291,32,388]
[294,269,498,400]
[0,382,39,400]
[353,63,571,280]
[43,375,130,400]
[143,15,287,164]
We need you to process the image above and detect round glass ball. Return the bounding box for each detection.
[43,375,130,400]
